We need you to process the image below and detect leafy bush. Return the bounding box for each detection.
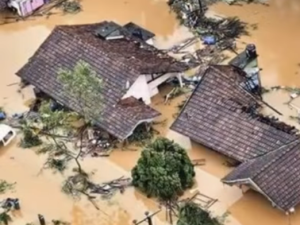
[131,137,195,200]
[177,202,221,225]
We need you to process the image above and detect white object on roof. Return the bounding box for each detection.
[0,124,16,147]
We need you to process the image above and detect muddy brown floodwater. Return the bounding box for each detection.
[0,0,300,224]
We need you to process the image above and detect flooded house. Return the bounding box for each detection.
[16,21,190,141]
[170,64,300,213]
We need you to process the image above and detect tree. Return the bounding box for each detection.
[58,60,103,123]
[0,212,12,225]
[20,61,103,208]
[131,137,195,201]
[177,202,221,225]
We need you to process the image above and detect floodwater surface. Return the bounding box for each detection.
[1,0,300,224]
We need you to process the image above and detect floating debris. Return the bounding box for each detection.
[88,176,132,199]
[78,127,115,157]
[59,0,82,14]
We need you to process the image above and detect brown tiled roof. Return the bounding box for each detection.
[223,139,300,211]
[16,22,164,140]
[170,65,297,162]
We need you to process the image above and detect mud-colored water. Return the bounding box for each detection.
[1,0,300,224]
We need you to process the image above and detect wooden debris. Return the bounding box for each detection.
[191,159,206,166]
[88,176,132,199]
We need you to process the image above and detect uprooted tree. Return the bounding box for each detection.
[131,137,195,201]
[20,60,103,205]
[177,202,222,225]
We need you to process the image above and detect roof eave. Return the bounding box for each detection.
[222,177,289,213]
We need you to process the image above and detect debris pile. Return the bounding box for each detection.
[59,0,82,14]
[88,176,132,199]
[167,0,249,63]
[77,128,115,157]
[253,115,298,135]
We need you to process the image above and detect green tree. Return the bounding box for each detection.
[19,61,103,208]
[131,137,195,201]
[177,202,221,225]
[58,60,103,123]
[0,212,12,225]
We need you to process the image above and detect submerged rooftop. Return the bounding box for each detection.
[171,65,297,162]
[16,21,195,140]
[171,64,300,212]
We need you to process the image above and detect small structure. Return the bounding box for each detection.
[170,65,297,162]
[16,21,191,140]
[7,0,45,17]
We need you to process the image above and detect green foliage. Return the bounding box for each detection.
[19,126,42,148]
[58,60,103,123]
[38,101,78,133]
[0,212,12,225]
[0,180,15,194]
[177,202,221,225]
[131,137,195,200]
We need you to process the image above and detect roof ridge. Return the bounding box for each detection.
[251,139,300,178]
[55,26,140,84]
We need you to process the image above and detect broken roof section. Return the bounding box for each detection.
[16,21,191,139]
[223,139,300,212]
[170,65,297,162]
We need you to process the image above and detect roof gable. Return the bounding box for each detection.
[170,65,297,162]
[223,140,300,211]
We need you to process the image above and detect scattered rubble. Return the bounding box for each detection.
[88,176,132,199]
[164,87,191,104]
[77,127,115,157]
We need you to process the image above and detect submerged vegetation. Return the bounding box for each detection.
[131,137,195,200]
[177,202,221,225]
[18,61,103,206]
[0,180,15,194]
[128,124,158,146]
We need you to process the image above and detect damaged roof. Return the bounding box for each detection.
[170,65,297,162]
[16,22,166,140]
[223,139,300,211]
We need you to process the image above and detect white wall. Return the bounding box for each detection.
[122,72,180,105]
[122,75,151,105]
